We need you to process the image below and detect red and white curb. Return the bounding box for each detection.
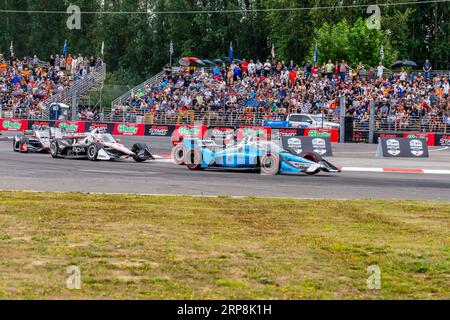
[340,167,450,175]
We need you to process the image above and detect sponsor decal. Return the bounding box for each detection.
[56,121,85,133]
[304,128,339,142]
[30,121,51,130]
[386,139,401,156]
[312,138,327,155]
[237,126,271,140]
[409,139,424,157]
[287,137,302,154]
[72,147,86,154]
[438,134,450,146]
[113,123,144,136]
[147,125,170,136]
[278,128,301,137]
[171,125,206,145]
[0,119,28,131]
[403,132,435,146]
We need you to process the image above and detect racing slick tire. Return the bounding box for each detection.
[171,144,186,165]
[260,152,280,175]
[87,143,99,161]
[132,143,149,162]
[185,148,204,171]
[13,137,20,152]
[300,151,322,175]
[50,141,60,158]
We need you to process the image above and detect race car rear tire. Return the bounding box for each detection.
[50,141,59,158]
[185,148,203,171]
[260,153,280,175]
[300,151,322,175]
[171,144,186,165]
[87,143,99,161]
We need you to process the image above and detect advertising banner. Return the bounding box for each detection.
[144,124,176,137]
[304,128,339,143]
[84,122,115,134]
[0,119,28,131]
[56,120,86,133]
[376,138,429,158]
[435,134,450,147]
[236,126,271,140]
[403,132,435,147]
[112,123,145,136]
[27,120,55,131]
[171,124,207,145]
[281,136,333,157]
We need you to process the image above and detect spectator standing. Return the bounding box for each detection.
[325,60,334,81]
[339,60,349,81]
[377,62,385,79]
[423,59,432,80]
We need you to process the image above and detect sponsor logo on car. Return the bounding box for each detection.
[72,147,86,153]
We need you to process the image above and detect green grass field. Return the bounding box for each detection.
[0,191,448,299]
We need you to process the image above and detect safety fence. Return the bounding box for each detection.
[1,118,449,147]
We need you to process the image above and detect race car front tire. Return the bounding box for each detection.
[260,153,280,175]
[299,151,322,175]
[13,138,20,152]
[171,144,186,165]
[185,148,203,171]
[87,143,99,161]
[50,141,60,158]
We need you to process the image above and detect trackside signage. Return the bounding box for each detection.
[0,119,28,131]
[56,121,85,133]
[113,123,145,136]
[304,128,339,143]
[281,136,333,157]
[376,138,429,158]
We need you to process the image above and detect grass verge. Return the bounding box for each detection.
[0,191,448,299]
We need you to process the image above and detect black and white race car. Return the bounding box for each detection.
[49,129,154,162]
[13,130,51,153]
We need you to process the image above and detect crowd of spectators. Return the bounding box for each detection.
[113,59,449,132]
[0,53,103,119]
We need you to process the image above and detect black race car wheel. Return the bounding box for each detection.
[171,144,186,165]
[185,148,203,171]
[87,143,99,161]
[300,151,322,175]
[50,141,59,158]
[132,143,150,162]
[260,153,280,175]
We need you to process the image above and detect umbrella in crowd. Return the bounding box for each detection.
[233,58,243,64]
[180,57,205,66]
[202,59,215,65]
[391,60,418,69]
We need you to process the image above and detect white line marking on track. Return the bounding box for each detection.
[430,147,449,152]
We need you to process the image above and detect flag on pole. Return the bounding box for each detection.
[101,41,105,56]
[314,43,319,66]
[229,42,233,63]
[170,40,174,55]
[380,45,385,61]
[271,44,275,59]
[9,41,14,56]
[63,39,68,58]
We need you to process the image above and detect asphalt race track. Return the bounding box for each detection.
[0,133,449,201]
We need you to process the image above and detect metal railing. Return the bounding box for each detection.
[44,64,107,108]
[110,70,166,111]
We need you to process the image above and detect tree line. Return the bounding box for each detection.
[0,0,448,85]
